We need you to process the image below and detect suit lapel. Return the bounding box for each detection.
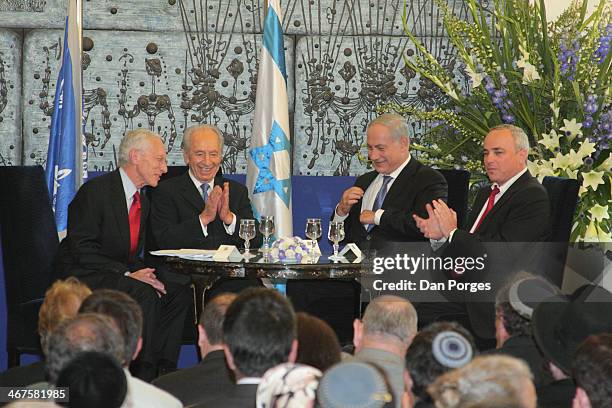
[475,171,532,232]
[110,170,131,256]
[179,172,206,211]
[382,157,418,207]
[468,187,490,229]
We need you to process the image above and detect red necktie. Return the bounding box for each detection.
[473,186,500,232]
[128,191,141,259]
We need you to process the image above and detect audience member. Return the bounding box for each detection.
[44,313,124,385]
[255,363,321,408]
[55,351,127,408]
[55,129,191,381]
[79,289,182,407]
[405,321,476,408]
[296,312,341,371]
[317,361,395,408]
[0,278,91,387]
[532,285,612,408]
[190,287,297,407]
[354,295,417,408]
[489,272,559,386]
[428,355,536,408]
[572,334,612,408]
[153,293,237,405]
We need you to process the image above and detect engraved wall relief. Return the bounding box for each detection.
[2,0,479,175]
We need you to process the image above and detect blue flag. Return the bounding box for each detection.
[45,0,86,236]
[246,0,293,238]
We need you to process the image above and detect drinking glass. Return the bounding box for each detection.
[328,221,345,260]
[259,215,275,253]
[239,219,256,258]
[305,218,322,260]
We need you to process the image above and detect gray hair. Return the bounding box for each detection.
[362,295,417,344]
[183,124,225,152]
[489,124,530,152]
[118,129,162,166]
[428,355,534,408]
[45,313,124,384]
[367,113,411,144]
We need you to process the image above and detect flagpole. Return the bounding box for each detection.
[73,0,85,187]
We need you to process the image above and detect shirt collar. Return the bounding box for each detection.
[381,155,411,179]
[494,167,528,195]
[188,169,214,192]
[119,167,138,201]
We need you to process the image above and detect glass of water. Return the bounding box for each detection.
[239,219,256,258]
[259,215,275,254]
[328,221,345,260]
[305,218,322,261]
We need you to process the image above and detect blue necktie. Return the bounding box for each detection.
[368,175,392,231]
[201,183,210,203]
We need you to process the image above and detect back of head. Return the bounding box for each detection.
[38,278,92,355]
[200,292,237,345]
[79,289,143,365]
[362,295,417,346]
[317,361,394,408]
[296,312,341,371]
[406,321,476,404]
[223,288,296,377]
[45,313,124,384]
[118,129,160,166]
[56,351,127,408]
[573,333,612,408]
[428,355,535,408]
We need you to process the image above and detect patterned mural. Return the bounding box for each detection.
[0,0,482,175]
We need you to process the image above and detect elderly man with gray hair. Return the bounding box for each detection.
[353,295,418,408]
[150,124,258,251]
[56,129,191,381]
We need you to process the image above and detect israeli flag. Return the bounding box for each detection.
[246,0,293,238]
[45,0,87,237]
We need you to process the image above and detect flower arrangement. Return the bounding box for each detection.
[269,236,315,262]
[387,0,611,242]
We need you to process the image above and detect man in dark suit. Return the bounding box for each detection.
[190,288,298,408]
[333,113,448,250]
[414,124,551,341]
[55,129,191,381]
[153,293,236,406]
[149,124,257,251]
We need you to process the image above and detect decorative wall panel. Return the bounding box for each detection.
[0,30,21,166]
[22,29,294,173]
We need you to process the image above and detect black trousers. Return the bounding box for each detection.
[79,269,192,366]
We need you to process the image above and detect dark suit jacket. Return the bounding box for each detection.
[149,171,259,250]
[0,360,46,387]
[190,383,258,408]
[441,171,551,338]
[152,350,233,406]
[486,335,549,387]
[55,169,148,286]
[342,158,448,250]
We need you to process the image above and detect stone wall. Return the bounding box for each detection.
[0,0,474,175]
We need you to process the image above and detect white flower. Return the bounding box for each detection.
[591,204,610,223]
[566,149,583,169]
[565,169,578,180]
[597,155,611,172]
[560,119,583,139]
[584,221,599,242]
[582,170,605,191]
[465,65,483,88]
[551,152,572,170]
[549,102,560,118]
[577,140,596,159]
[538,130,561,150]
[521,61,541,84]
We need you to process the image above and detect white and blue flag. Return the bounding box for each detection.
[246,0,293,238]
[45,0,86,237]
